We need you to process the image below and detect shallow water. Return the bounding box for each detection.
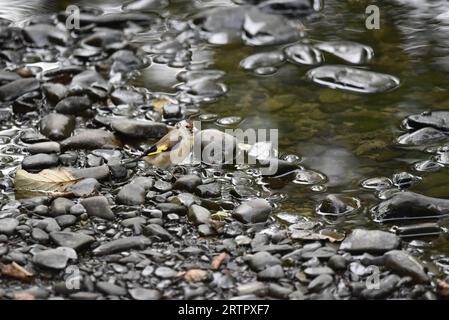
[2,0,449,273]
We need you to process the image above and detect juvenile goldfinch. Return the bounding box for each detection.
[142,120,194,168]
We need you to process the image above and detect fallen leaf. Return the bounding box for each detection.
[15,167,79,196]
[436,279,449,297]
[211,252,229,271]
[1,262,33,281]
[182,269,208,283]
[14,293,34,300]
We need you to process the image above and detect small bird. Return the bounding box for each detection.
[135,120,194,169]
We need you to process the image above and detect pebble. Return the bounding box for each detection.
[96,281,127,296]
[257,265,284,280]
[117,183,146,205]
[27,141,60,154]
[188,205,211,225]
[50,198,74,217]
[383,250,429,284]
[246,251,281,272]
[68,178,100,197]
[50,231,95,251]
[128,288,162,300]
[0,218,19,235]
[55,96,91,114]
[22,153,58,170]
[307,274,333,292]
[54,215,77,228]
[81,196,115,220]
[40,113,75,140]
[340,229,400,254]
[143,224,172,241]
[232,199,272,224]
[93,236,151,255]
[31,228,49,243]
[33,247,77,270]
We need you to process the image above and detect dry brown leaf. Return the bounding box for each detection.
[436,279,449,297]
[15,167,79,195]
[182,269,208,283]
[211,252,229,271]
[1,262,33,281]
[14,293,35,300]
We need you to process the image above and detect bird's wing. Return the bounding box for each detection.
[145,132,182,157]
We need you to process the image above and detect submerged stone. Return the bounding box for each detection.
[242,8,300,46]
[396,127,447,145]
[372,191,449,222]
[284,43,323,65]
[315,41,374,65]
[307,65,400,93]
[405,111,449,132]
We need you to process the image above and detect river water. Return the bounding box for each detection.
[2,0,449,277]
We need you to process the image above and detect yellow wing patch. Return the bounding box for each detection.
[147,143,169,156]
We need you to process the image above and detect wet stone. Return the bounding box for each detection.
[373,191,449,222]
[143,224,172,241]
[284,43,323,65]
[198,224,215,236]
[111,119,167,139]
[307,65,400,93]
[258,0,322,17]
[0,218,19,235]
[383,250,429,284]
[40,114,76,141]
[247,251,281,272]
[405,111,449,132]
[257,264,284,280]
[22,153,58,170]
[50,198,74,217]
[240,51,285,71]
[307,274,333,292]
[50,231,95,251]
[23,24,69,47]
[0,78,40,101]
[397,127,447,145]
[33,247,77,270]
[42,83,67,102]
[31,227,49,243]
[233,199,272,224]
[129,288,162,300]
[316,41,374,65]
[117,183,146,205]
[316,194,359,216]
[55,96,91,115]
[93,236,151,255]
[155,266,177,278]
[328,255,347,270]
[111,89,145,106]
[340,229,400,254]
[156,203,187,216]
[81,196,115,221]
[173,175,202,192]
[61,130,119,150]
[96,281,127,296]
[304,266,334,277]
[27,141,60,155]
[360,274,400,299]
[55,215,77,228]
[70,165,110,181]
[68,178,100,197]
[188,205,211,226]
[242,8,300,46]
